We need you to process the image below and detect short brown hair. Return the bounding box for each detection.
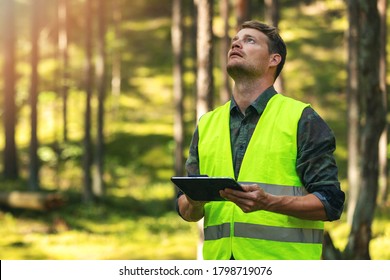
[240,20,286,80]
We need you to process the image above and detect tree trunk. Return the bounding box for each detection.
[111,0,122,117]
[93,0,106,198]
[172,0,185,177]
[29,0,41,191]
[2,0,19,180]
[58,0,69,142]
[83,0,94,203]
[219,0,232,104]
[377,0,388,206]
[346,0,361,224]
[196,0,214,121]
[264,0,284,93]
[235,0,251,29]
[264,0,279,25]
[190,0,198,123]
[195,0,214,260]
[344,0,385,259]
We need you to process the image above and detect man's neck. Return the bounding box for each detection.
[232,78,273,114]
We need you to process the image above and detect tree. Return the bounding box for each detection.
[344,0,386,259]
[83,0,94,203]
[93,0,107,197]
[194,0,215,260]
[2,0,19,180]
[235,0,251,28]
[196,0,214,120]
[377,0,388,206]
[219,0,232,104]
[172,0,185,177]
[111,0,122,115]
[58,0,70,142]
[28,0,42,191]
[346,0,361,225]
[264,0,284,92]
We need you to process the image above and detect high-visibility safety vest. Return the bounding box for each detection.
[198,94,324,260]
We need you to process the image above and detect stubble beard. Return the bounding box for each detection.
[226,61,259,81]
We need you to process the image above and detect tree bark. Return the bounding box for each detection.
[2,0,19,180]
[83,0,94,203]
[345,0,385,259]
[346,0,361,224]
[29,0,41,191]
[235,0,251,29]
[219,0,232,104]
[172,0,185,177]
[93,0,107,198]
[377,0,388,206]
[264,0,284,93]
[58,0,69,142]
[196,0,214,121]
[111,0,122,116]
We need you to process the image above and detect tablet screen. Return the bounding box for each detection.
[171,176,243,201]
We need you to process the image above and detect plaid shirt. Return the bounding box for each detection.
[180,86,345,221]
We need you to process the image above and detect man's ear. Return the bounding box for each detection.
[269,53,282,67]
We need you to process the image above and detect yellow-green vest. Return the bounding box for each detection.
[198,94,324,260]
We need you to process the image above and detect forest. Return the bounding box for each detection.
[0,0,389,260]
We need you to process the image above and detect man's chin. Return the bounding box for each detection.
[227,64,247,78]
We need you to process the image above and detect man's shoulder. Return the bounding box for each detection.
[199,101,231,122]
[275,93,310,108]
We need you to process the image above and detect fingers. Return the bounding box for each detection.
[221,183,259,198]
[185,195,207,207]
[220,184,265,213]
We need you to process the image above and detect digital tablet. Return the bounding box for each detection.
[171,176,244,201]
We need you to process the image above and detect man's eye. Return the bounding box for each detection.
[246,38,255,43]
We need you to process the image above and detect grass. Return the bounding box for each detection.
[0,0,389,260]
[0,184,199,260]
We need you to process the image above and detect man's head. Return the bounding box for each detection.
[227,20,286,81]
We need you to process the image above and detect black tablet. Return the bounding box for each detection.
[171,176,244,201]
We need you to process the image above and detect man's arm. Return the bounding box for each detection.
[220,184,327,220]
[296,107,345,221]
[177,194,206,222]
[176,126,204,221]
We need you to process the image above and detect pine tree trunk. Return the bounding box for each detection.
[346,0,361,225]
[196,0,214,120]
[377,0,388,206]
[3,0,19,180]
[58,0,69,142]
[29,0,41,191]
[172,0,185,177]
[93,0,106,198]
[345,0,385,259]
[83,0,94,203]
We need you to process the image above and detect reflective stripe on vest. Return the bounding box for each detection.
[205,223,323,244]
[240,182,309,196]
[198,94,324,260]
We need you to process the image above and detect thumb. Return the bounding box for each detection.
[240,183,260,192]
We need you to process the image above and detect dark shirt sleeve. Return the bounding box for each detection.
[296,107,345,221]
[175,126,200,218]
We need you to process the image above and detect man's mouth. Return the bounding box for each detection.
[229,50,243,58]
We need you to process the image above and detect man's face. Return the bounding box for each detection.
[227,28,272,79]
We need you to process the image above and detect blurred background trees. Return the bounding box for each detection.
[0,0,389,260]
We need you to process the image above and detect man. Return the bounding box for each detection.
[176,20,345,260]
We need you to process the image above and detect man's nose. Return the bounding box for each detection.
[231,39,242,49]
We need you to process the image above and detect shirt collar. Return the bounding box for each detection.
[230,86,278,115]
